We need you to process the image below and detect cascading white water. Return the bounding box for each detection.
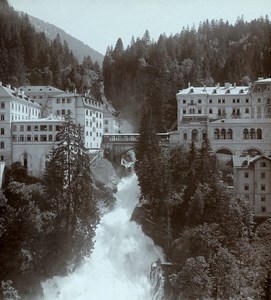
[42,173,164,300]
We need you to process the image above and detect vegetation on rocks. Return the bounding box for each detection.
[134,111,271,299]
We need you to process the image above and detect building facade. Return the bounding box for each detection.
[233,155,271,218]
[175,78,271,156]
[0,83,106,179]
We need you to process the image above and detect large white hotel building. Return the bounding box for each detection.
[175,77,271,218]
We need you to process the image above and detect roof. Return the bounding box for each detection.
[12,115,63,123]
[0,85,16,98]
[20,86,64,93]
[177,85,250,96]
[233,155,271,168]
[254,78,271,84]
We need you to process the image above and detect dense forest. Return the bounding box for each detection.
[134,111,271,299]
[0,0,102,99]
[103,16,271,131]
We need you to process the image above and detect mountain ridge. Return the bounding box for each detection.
[25,13,104,66]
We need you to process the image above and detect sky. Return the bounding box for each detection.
[8,0,271,55]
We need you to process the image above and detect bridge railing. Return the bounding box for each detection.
[102,133,140,144]
[102,133,170,146]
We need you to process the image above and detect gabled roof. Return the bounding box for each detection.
[233,155,271,168]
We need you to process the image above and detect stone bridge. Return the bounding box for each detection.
[102,133,170,163]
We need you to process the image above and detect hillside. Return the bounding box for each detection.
[25,14,104,66]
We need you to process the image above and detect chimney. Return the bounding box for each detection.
[7,84,11,89]
[0,81,2,86]
[188,82,191,88]
[217,83,220,88]
[234,82,236,88]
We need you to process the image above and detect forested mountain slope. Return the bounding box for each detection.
[0,0,102,97]
[27,14,104,65]
[103,17,271,131]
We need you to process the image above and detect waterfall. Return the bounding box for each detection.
[42,173,165,300]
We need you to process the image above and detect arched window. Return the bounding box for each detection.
[227,129,233,139]
[257,128,262,139]
[243,129,249,140]
[209,108,213,114]
[214,128,219,140]
[191,129,198,142]
[250,128,256,139]
[221,129,226,139]
[183,133,187,141]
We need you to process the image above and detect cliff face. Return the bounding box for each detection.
[91,156,120,212]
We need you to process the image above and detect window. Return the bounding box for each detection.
[227,129,233,139]
[27,125,31,131]
[261,196,266,202]
[260,162,267,168]
[183,99,186,104]
[49,125,52,131]
[0,128,4,135]
[0,102,5,109]
[198,109,202,114]
[34,125,38,131]
[221,129,226,139]
[261,184,266,191]
[20,125,24,131]
[261,172,266,179]
[250,128,256,139]
[62,110,65,115]
[183,133,187,140]
[218,99,221,103]
[244,172,249,178]
[40,135,47,142]
[0,114,4,121]
[258,98,261,103]
[34,135,38,141]
[209,108,213,114]
[48,135,53,141]
[19,136,24,141]
[57,99,60,104]
[261,206,266,212]
[257,128,262,139]
[233,99,236,103]
[183,109,186,114]
[67,98,71,104]
[40,125,47,131]
[27,135,31,141]
[243,129,249,139]
[222,99,225,104]
[246,98,249,103]
[214,129,219,140]
[0,141,4,149]
[62,98,65,104]
[0,155,3,161]
[237,98,240,103]
[209,99,212,103]
[198,99,201,104]
[244,184,249,191]
[86,110,88,115]
[245,108,249,114]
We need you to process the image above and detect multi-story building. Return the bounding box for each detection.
[175,78,271,217]
[175,78,271,157]
[103,104,120,134]
[21,87,104,151]
[0,83,105,179]
[12,117,62,177]
[233,155,271,218]
[0,82,42,164]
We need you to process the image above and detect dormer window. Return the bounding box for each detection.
[213,89,217,94]
[239,89,244,93]
[226,89,230,93]
[190,88,194,93]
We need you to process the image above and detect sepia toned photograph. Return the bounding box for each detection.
[0,0,271,299]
